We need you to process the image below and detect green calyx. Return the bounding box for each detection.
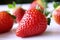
[36,5,51,25]
[53,1,60,9]
[8,1,16,9]
[7,1,16,19]
[41,0,48,8]
[36,5,43,13]
[36,1,51,25]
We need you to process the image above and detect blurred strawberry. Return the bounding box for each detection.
[0,11,14,33]
[13,7,25,23]
[16,8,47,37]
[8,2,25,23]
[52,6,60,24]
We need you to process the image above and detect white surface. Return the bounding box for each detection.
[0,3,60,40]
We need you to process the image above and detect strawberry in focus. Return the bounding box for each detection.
[0,11,14,33]
[52,6,60,24]
[16,8,47,37]
[13,7,25,23]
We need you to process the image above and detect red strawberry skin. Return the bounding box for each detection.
[13,7,25,23]
[0,11,14,33]
[52,10,60,24]
[52,6,60,24]
[16,8,47,37]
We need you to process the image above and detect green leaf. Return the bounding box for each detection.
[53,1,60,9]
[41,0,48,8]
[45,10,50,16]
[12,1,16,8]
[41,0,48,15]
[47,18,51,25]
[8,4,14,8]
[8,1,16,9]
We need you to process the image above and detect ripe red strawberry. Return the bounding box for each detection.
[52,6,60,24]
[0,11,14,33]
[16,8,47,37]
[30,0,44,10]
[13,7,25,23]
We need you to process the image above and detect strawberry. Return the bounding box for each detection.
[8,2,25,23]
[0,11,14,33]
[30,0,45,10]
[52,6,60,24]
[13,7,25,23]
[16,8,47,37]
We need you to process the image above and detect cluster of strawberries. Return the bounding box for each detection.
[0,0,60,37]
